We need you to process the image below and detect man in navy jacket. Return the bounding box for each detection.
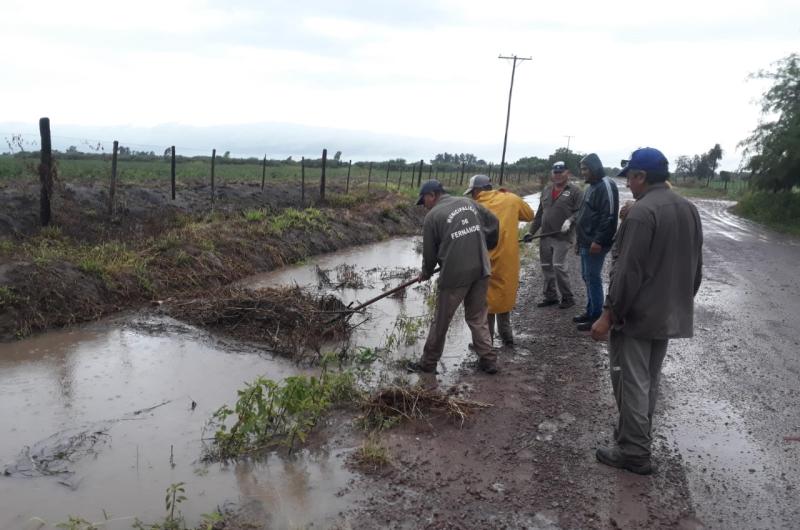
[574,153,619,331]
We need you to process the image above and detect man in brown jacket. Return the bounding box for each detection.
[524,161,583,309]
[591,147,703,475]
[407,180,501,375]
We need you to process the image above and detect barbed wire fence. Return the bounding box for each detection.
[1,119,542,227]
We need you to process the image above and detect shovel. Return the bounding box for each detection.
[518,230,561,243]
[325,267,440,324]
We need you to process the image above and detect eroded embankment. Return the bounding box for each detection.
[0,191,425,339]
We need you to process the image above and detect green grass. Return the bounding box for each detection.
[734,190,800,235]
[267,207,326,234]
[670,178,749,200]
[243,209,267,222]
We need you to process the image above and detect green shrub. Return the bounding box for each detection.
[734,190,800,234]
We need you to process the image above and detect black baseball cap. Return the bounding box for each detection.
[416,179,445,205]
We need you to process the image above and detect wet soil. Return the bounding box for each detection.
[343,251,697,529]
[339,195,800,530]
[0,180,431,339]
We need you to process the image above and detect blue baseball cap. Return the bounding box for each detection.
[552,161,566,173]
[416,179,445,205]
[618,147,668,177]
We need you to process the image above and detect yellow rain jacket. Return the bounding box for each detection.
[475,189,535,313]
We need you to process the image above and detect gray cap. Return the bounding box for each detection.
[463,174,492,195]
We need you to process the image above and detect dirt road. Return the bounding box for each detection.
[345,197,800,529]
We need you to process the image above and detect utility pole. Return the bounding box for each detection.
[564,135,574,152]
[498,54,531,186]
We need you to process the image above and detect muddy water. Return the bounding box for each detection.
[0,194,540,529]
[0,318,353,529]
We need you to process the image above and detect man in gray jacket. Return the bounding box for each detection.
[591,148,703,475]
[524,161,584,309]
[407,180,500,375]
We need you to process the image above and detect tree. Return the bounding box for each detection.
[547,147,583,175]
[705,144,723,186]
[740,53,800,191]
[674,155,694,181]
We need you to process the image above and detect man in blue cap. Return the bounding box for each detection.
[408,180,501,375]
[591,148,703,475]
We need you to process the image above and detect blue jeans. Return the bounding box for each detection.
[579,246,608,319]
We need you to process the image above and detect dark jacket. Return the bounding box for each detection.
[606,183,703,339]
[529,182,583,242]
[576,176,619,249]
[422,194,499,289]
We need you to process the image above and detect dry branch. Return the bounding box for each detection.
[166,285,351,358]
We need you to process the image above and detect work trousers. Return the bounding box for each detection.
[420,277,495,371]
[488,312,513,344]
[539,236,573,302]
[579,246,608,319]
[609,330,669,461]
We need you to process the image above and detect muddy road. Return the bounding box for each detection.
[344,195,800,529]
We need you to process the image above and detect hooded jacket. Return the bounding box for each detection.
[576,153,619,249]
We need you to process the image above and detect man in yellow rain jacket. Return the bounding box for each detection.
[464,174,534,345]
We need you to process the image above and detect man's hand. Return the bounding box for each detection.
[560,219,572,233]
[590,310,612,341]
[522,233,534,243]
[418,270,432,282]
[589,242,603,254]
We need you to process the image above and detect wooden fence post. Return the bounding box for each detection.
[385,163,390,189]
[301,156,306,207]
[170,146,176,200]
[428,163,433,180]
[38,117,52,227]
[346,160,352,194]
[417,159,424,187]
[460,162,466,185]
[211,148,216,211]
[367,162,373,193]
[320,149,327,200]
[398,166,404,190]
[261,155,267,190]
[109,140,118,216]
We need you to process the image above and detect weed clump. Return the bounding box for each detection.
[363,383,491,429]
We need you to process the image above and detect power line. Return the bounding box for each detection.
[498,54,531,186]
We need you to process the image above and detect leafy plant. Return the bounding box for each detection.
[165,482,187,525]
[56,516,99,530]
[206,367,359,460]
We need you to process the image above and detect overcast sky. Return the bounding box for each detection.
[2,0,798,170]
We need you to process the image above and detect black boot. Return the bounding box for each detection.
[595,447,653,475]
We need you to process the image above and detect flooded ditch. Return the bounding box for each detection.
[0,238,468,529]
[0,193,541,529]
